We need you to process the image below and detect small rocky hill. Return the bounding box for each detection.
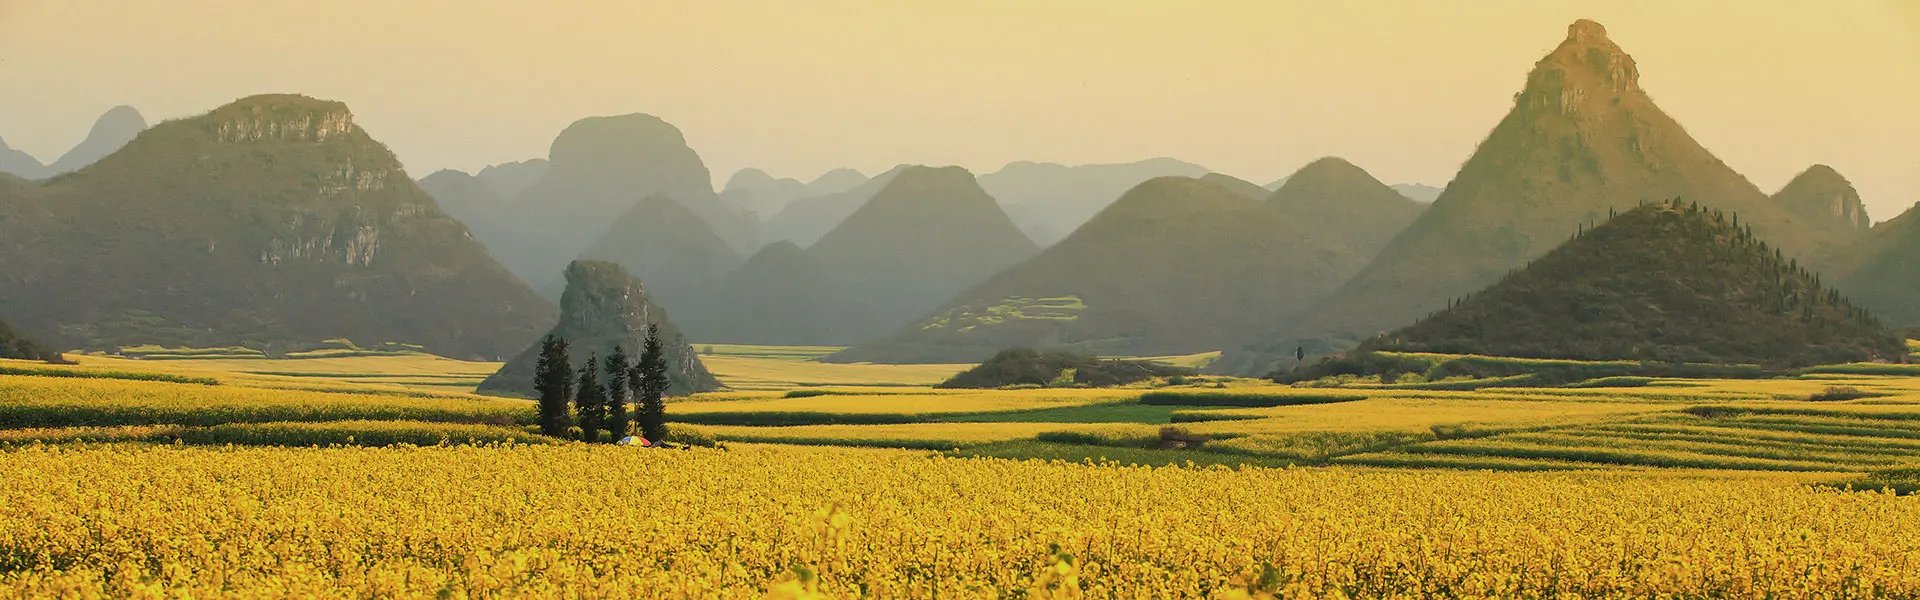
[479,261,719,397]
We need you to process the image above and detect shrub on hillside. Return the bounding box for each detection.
[939,348,1190,389]
[1808,386,1878,401]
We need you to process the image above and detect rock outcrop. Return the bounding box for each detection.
[1770,165,1872,257]
[479,261,720,397]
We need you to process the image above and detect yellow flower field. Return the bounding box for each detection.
[2,443,1917,598]
[673,388,1135,417]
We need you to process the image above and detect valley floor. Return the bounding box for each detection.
[2,345,1917,596]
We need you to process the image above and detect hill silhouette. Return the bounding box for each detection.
[805,168,870,196]
[417,169,512,244]
[1833,200,1920,326]
[720,168,809,218]
[835,162,1417,363]
[480,261,719,397]
[681,241,878,344]
[570,193,744,312]
[0,94,552,358]
[760,166,902,247]
[1368,201,1901,367]
[805,165,1039,345]
[0,106,147,180]
[46,106,147,176]
[475,159,548,197]
[0,137,49,179]
[1249,20,1841,372]
[980,158,1210,246]
[0,316,59,362]
[1267,157,1427,255]
[938,348,1190,389]
[1391,183,1443,204]
[437,114,748,286]
[1770,164,1872,263]
[1198,173,1269,200]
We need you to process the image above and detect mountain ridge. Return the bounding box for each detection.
[833,160,1419,363]
[0,93,553,358]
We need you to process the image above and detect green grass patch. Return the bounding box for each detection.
[1798,363,1920,377]
[669,411,925,427]
[1167,410,1263,423]
[695,344,844,360]
[1821,467,1920,496]
[1684,405,1920,422]
[1562,376,1656,388]
[1206,431,1434,462]
[1367,374,1540,390]
[943,402,1198,424]
[1034,428,1164,448]
[116,345,267,359]
[1138,391,1361,408]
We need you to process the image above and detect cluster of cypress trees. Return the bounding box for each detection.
[533,325,672,443]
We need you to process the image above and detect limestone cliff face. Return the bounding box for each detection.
[1772,165,1872,232]
[211,103,351,143]
[479,261,720,397]
[0,94,552,358]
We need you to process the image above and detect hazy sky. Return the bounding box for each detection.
[3,1,1917,219]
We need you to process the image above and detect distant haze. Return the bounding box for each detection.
[2,1,1917,219]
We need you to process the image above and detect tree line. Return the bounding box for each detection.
[532,325,672,443]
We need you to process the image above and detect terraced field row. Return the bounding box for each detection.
[1343,402,1920,472]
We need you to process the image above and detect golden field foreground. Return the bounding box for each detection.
[5,346,1920,596]
[3,444,1918,598]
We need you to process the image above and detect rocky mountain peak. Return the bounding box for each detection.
[1774,164,1871,230]
[1522,19,1640,115]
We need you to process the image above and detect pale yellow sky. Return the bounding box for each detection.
[2,1,1916,218]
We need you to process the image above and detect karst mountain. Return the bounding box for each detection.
[0,94,552,357]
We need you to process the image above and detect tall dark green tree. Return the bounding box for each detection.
[533,336,573,437]
[604,345,631,440]
[634,325,670,442]
[574,353,606,442]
